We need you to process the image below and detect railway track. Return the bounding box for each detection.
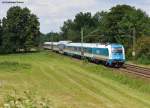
[120,64,150,78]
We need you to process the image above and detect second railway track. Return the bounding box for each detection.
[120,64,150,78]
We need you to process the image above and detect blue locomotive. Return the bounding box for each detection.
[44,41,125,67]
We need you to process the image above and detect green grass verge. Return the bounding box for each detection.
[0,51,149,108]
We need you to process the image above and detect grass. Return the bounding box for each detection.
[0,51,150,108]
[0,61,31,72]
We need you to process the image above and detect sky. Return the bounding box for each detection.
[0,0,150,34]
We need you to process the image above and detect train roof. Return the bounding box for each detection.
[66,43,109,48]
[44,42,59,45]
[44,41,123,48]
[110,44,123,48]
[58,41,72,44]
[67,43,123,48]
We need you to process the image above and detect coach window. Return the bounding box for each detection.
[96,49,100,55]
[78,47,81,51]
[78,47,80,51]
[84,48,87,53]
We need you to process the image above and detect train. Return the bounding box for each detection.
[43,41,125,67]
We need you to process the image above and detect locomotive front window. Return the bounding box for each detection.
[112,48,123,53]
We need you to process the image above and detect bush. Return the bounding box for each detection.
[136,36,150,58]
[137,54,150,65]
[4,90,52,108]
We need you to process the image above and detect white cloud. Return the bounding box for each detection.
[0,0,150,33]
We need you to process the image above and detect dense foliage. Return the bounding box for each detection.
[0,6,40,53]
[135,36,150,64]
[60,12,97,42]
[42,32,61,42]
[0,20,2,47]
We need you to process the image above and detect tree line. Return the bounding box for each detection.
[45,5,150,64]
[0,6,40,54]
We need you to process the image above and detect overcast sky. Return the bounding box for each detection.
[0,0,150,34]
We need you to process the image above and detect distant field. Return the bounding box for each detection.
[0,51,150,108]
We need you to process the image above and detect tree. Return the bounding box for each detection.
[135,36,150,64]
[92,11,109,42]
[101,5,150,43]
[60,19,74,40]
[74,12,97,42]
[93,11,107,26]
[136,36,150,58]
[44,32,61,42]
[74,12,96,30]
[0,20,2,46]
[61,12,97,42]
[24,13,40,51]
[1,17,14,53]
[1,6,40,53]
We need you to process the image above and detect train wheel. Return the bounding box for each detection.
[104,62,109,67]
